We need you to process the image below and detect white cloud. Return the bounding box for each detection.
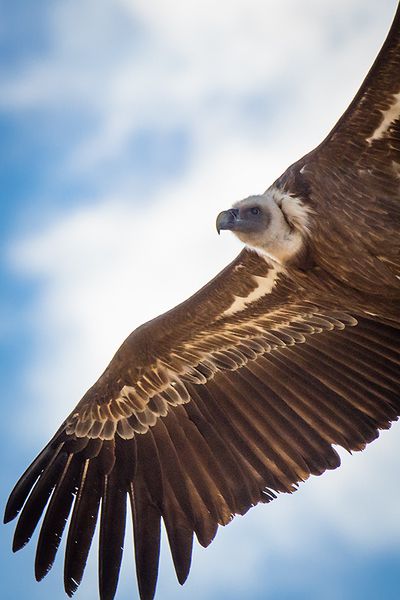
[9,140,279,433]
[1,0,396,179]
[4,1,400,599]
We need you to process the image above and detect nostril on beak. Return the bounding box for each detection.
[229,209,239,218]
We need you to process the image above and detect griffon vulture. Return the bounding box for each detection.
[4,4,400,600]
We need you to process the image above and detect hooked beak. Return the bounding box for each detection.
[216,209,239,234]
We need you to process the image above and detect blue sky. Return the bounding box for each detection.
[1,1,399,599]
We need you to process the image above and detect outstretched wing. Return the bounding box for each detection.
[5,249,400,600]
[276,2,400,292]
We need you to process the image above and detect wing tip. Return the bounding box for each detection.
[64,574,80,598]
[4,501,17,525]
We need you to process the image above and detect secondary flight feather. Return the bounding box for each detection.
[4,4,400,600]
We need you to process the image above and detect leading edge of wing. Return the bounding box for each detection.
[4,247,400,600]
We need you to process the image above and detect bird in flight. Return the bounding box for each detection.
[4,4,400,600]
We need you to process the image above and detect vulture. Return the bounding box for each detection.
[4,4,400,600]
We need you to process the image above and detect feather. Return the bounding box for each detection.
[4,441,64,524]
[64,459,102,596]
[162,479,194,585]
[129,479,161,600]
[35,454,81,581]
[99,470,127,600]
[13,450,68,552]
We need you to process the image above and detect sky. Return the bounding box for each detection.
[1,1,399,600]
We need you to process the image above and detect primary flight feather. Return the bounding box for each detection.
[4,4,400,600]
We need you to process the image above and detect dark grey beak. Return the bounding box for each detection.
[216,209,239,234]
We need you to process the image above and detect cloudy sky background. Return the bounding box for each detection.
[1,1,400,599]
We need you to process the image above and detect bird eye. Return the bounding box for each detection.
[250,207,260,215]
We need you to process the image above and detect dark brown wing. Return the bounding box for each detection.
[4,248,400,600]
[276,3,400,292]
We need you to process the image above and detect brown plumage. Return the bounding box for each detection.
[4,4,400,600]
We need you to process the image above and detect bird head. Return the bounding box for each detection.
[216,190,313,267]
